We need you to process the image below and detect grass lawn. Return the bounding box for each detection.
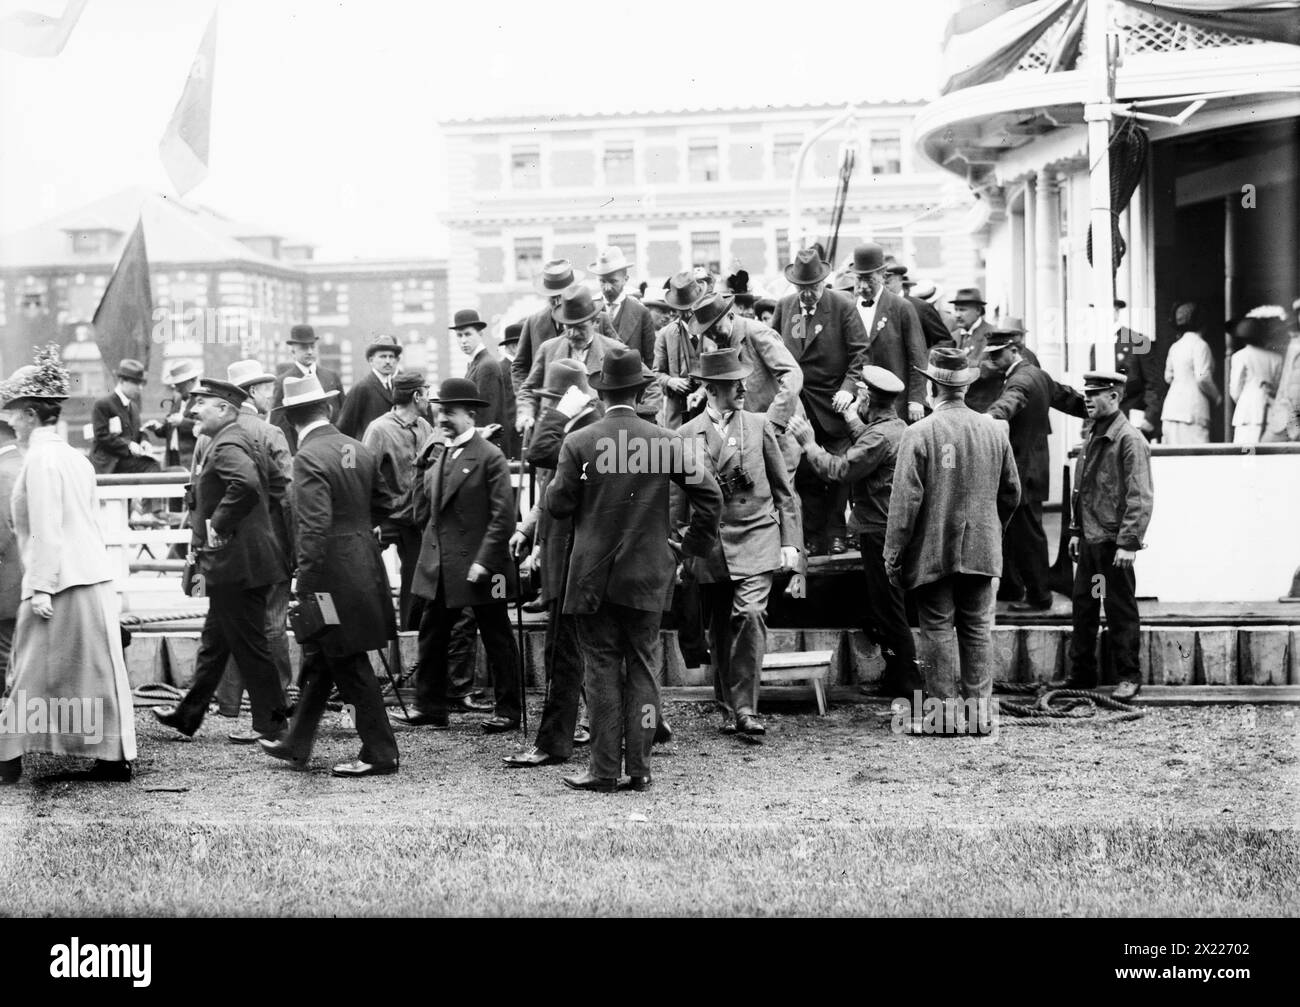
[1,700,1297,916]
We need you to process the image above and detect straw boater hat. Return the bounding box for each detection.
[365,333,403,359]
[429,377,489,407]
[534,258,581,296]
[281,373,340,408]
[227,359,276,389]
[189,378,250,409]
[163,359,202,386]
[690,348,751,383]
[915,346,979,387]
[588,246,633,276]
[1,344,71,407]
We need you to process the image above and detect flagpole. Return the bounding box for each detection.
[1085,0,1116,371]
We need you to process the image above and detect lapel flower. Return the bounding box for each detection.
[814,324,824,336]
[876,319,887,332]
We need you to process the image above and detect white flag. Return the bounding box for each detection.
[159,10,217,197]
[0,0,88,58]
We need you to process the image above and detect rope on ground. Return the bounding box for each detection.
[132,682,184,707]
[994,683,1146,726]
[120,610,208,627]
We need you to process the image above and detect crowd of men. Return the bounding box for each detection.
[54,240,1300,791]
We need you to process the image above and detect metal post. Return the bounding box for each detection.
[1084,0,1116,371]
[787,105,859,254]
[1024,176,1038,341]
[1223,193,1237,434]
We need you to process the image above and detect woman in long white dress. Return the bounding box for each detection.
[1230,316,1284,444]
[1161,302,1222,445]
[0,346,136,784]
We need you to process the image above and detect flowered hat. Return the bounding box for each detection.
[1,344,71,408]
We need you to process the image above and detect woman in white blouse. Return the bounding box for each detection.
[1161,302,1222,444]
[1229,316,1284,444]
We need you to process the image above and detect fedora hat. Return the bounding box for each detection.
[430,377,489,407]
[914,346,979,387]
[227,359,275,389]
[116,359,147,383]
[784,248,831,286]
[281,373,340,408]
[536,358,593,401]
[690,348,751,382]
[688,293,735,337]
[589,246,633,276]
[163,359,202,386]
[950,287,986,307]
[994,316,1026,335]
[833,272,857,293]
[365,333,404,359]
[449,309,488,332]
[850,243,886,275]
[534,258,581,295]
[190,378,249,409]
[590,345,652,392]
[664,270,704,311]
[552,286,601,327]
[287,324,318,345]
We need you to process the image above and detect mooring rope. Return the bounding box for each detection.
[994,683,1146,726]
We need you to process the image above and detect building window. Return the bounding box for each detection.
[773,135,802,180]
[603,144,634,185]
[20,291,44,312]
[870,132,902,175]
[912,236,943,269]
[606,234,637,264]
[514,237,544,281]
[317,284,339,315]
[776,229,790,269]
[688,142,720,183]
[511,146,540,189]
[691,232,721,274]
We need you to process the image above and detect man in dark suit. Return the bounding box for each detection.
[89,359,160,475]
[336,333,399,440]
[652,271,713,430]
[259,375,401,777]
[271,324,346,452]
[143,359,201,469]
[0,420,22,690]
[769,248,870,555]
[899,272,954,349]
[153,379,291,744]
[590,246,657,363]
[453,308,512,456]
[398,378,521,733]
[850,244,928,424]
[547,347,722,792]
[951,288,1001,413]
[1090,300,1167,441]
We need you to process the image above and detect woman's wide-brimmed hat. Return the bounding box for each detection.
[1,344,71,407]
[690,348,752,382]
[914,346,979,387]
[589,346,652,392]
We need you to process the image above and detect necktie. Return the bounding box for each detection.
[861,298,874,308]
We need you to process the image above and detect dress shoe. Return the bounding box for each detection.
[1112,680,1142,701]
[86,760,132,782]
[829,537,848,555]
[736,713,766,736]
[392,709,449,728]
[1009,599,1053,612]
[503,746,565,768]
[331,758,398,778]
[152,706,196,737]
[522,598,549,614]
[481,716,520,734]
[228,727,282,745]
[622,775,652,792]
[572,724,591,746]
[653,719,674,745]
[446,695,494,713]
[0,757,21,784]
[259,738,309,769]
[562,771,618,793]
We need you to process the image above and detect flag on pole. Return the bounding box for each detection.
[159,10,217,197]
[92,217,154,381]
[0,0,88,58]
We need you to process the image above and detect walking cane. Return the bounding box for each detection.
[513,424,535,737]
[372,646,411,720]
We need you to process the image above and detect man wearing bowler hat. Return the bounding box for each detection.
[271,324,346,452]
[89,358,160,475]
[337,333,401,440]
[1060,371,1153,701]
[652,270,713,430]
[884,347,1020,734]
[674,349,800,737]
[398,377,522,733]
[769,248,870,556]
[511,258,619,399]
[547,347,722,792]
[590,246,657,365]
[452,308,514,457]
[850,243,928,425]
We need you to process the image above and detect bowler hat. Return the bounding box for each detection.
[227,359,275,389]
[664,271,704,311]
[688,293,736,337]
[861,364,904,395]
[287,324,317,345]
[887,263,909,277]
[914,346,979,387]
[534,258,581,296]
[190,378,249,409]
[365,333,404,358]
[851,243,886,275]
[950,287,987,307]
[1083,370,1127,393]
[690,348,751,382]
[783,248,831,286]
[552,287,602,327]
[590,345,652,392]
[163,359,202,386]
[281,374,340,408]
[429,377,489,407]
[536,358,592,401]
[449,309,488,332]
[589,246,633,276]
[116,359,147,383]
[501,322,523,346]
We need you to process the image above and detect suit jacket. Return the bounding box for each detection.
[292,424,396,657]
[511,303,619,393]
[769,288,869,439]
[956,318,1001,413]
[606,295,658,363]
[336,370,393,441]
[986,359,1054,502]
[653,318,711,429]
[673,409,799,582]
[908,295,953,349]
[89,392,143,474]
[883,400,1020,589]
[546,408,723,614]
[190,419,289,589]
[154,411,198,470]
[861,288,928,417]
[526,401,603,603]
[519,331,662,425]
[271,364,345,452]
[0,446,26,617]
[412,431,518,609]
[464,349,514,455]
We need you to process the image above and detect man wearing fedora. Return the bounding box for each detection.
[272,324,346,452]
[590,246,657,365]
[791,366,919,698]
[652,270,713,430]
[884,347,1020,733]
[401,377,521,734]
[143,358,202,470]
[1061,371,1153,701]
[337,333,401,441]
[510,258,619,399]
[674,349,800,737]
[89,358,160,475]
[260,373,401,777]
[769,248,870,556]
[850,243,928,426]
[453,308,515,458]
[154,379,292,745]
[547,347,722,792]
[950,289,1004,413]
[518,286,660,434]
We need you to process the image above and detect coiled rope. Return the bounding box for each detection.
[994,682,1146,726]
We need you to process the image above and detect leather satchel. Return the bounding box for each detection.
[288,592,340,644]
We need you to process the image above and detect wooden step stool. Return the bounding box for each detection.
[761,650,834,715]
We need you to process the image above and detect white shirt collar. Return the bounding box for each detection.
[116,388,132,408]
[1007,356,1026,377]
[372,367,392,384]
[297,361,316,376]
[858,295,882,336]
[604,290,628,314]
[450,427,476,448]
[605,404,635,414]
[297,418,330,441]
